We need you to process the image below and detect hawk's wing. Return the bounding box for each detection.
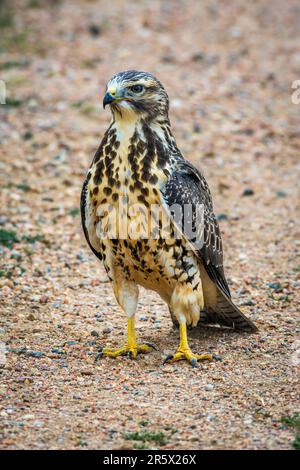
[161,159,257,332]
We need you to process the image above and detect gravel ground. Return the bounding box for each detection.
[0,0,299,450]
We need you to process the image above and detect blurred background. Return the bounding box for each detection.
[0,0,299,450]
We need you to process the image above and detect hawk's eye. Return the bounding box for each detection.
[129,84,144,94]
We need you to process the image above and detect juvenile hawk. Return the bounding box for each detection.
[81,70,257,366]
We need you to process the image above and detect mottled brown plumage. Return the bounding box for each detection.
[81,70,257,366]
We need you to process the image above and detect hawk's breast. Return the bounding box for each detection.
[82,124,199,294]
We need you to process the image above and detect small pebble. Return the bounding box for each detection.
[51,349,63,355]
[26,313,36,321]
[27,351,43,358]
[81,369,94,376]
[102,328,111,334]
[217,213,228,221]
[238,299,255,306]
[243,188,254,196]
[88,24,101,36]
[205,384,214,391]
[267,282,282,291]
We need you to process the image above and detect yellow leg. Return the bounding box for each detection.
[163,322,212,367]
[96,317,155,360]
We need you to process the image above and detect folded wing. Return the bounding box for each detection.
[161,159,257,332]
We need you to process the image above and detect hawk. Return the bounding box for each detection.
[81,70,257,366]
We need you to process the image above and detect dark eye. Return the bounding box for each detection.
[130,84,144,93]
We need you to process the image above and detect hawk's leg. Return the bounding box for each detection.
[97,278,155,360]
[163,320,212,367]
[99,317,154,359]
[164,283,212,366]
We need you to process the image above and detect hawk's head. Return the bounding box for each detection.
[103,70,169,121]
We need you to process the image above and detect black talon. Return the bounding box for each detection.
[163,354,174,365]
[212,354,222,362]
[128,351,133,359]
[191,358,197,368]
[94,351,104,363]
[146,342,158,351]
[94,346,104,362]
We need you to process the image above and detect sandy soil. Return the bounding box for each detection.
[0,0,299,450]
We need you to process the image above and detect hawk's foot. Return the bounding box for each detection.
[94,318,157,362]
[96,342,155,361]
[163,321,212,367]
[163,347,212,367]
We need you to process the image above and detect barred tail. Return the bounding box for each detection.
[204,288,258,331]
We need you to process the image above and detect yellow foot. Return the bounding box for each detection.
[163,348,213,367]
[95,342,156,361]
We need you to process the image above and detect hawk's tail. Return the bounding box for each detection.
[200,288,258,332]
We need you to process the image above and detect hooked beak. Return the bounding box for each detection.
[103,92,116,108]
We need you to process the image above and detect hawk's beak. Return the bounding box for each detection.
[103,92,116,108]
